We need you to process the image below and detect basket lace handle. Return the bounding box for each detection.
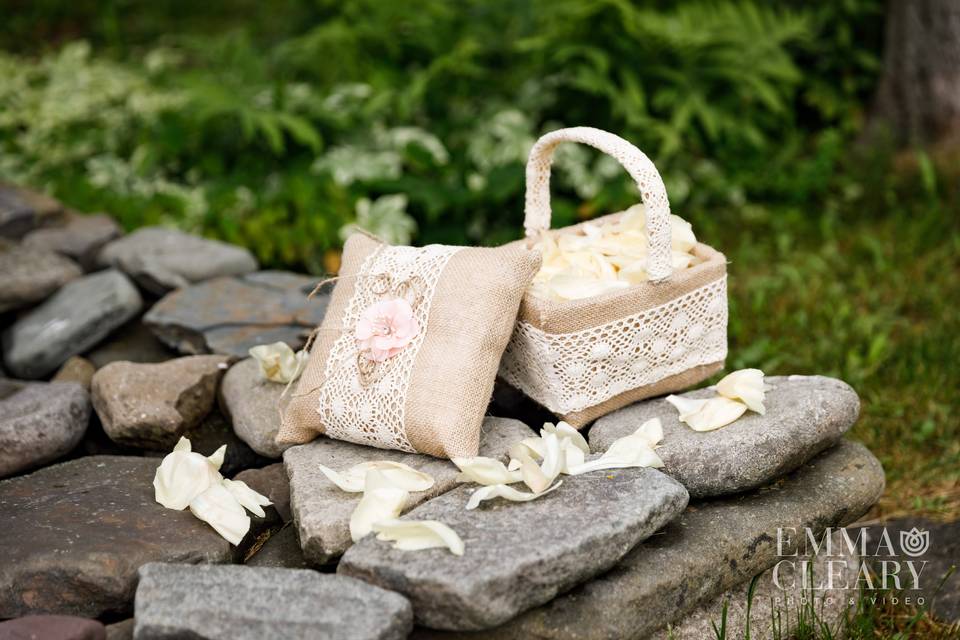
[524,127,673,281]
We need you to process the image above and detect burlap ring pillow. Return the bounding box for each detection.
[277,233,541,458]
[499,127,729,427]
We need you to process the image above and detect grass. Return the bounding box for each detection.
[700,565,960,639]
[692,155,960,524]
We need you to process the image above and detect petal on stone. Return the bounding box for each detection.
[452,457,522,486]
[566,419,665,474]
[317,461,435,493]
[716,368,768,415]
[221,478,272,518]
[153,439,221,510]
[665,395,710,421]
[673,396,749,432]
[465,481,563,510]
[350,471,409,543]
[544,421,590,454]
[189,483,251,545]
[372,518,465,556]
[249,341,306,384]
[207,445,227,471]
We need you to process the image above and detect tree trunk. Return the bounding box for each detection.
[870,0,960,147]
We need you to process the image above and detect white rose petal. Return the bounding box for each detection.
[530,207,699,301]
[670,214,697,252]
[189,483,251,545]
[667,394,748,432]
[665,394,710,421]
[567,418,665,474]
[153,437,223,510]
[716,368,768,414]
[465,481,563,510]
[317,461,435,493]
[543,421,590,454]
[248,342,308,384]
[349,470,409,542]
[452,457,522,486]
[372,518,465,556]
[220,478,272,518]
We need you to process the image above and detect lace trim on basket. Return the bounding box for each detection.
[316,244,461,451]
[499,277,728,415]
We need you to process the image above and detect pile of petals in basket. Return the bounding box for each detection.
[528,203,701,302]
[317,418,666,555]
[153,437,272,545]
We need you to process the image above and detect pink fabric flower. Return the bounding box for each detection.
[356,298,420,362]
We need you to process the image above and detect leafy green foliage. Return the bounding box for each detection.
[0,0,884,270]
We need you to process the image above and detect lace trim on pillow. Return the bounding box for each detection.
[317,244,461,451]
[499,277,728,414]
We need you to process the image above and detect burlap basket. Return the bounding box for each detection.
[276,233,540,458]
[498,127,728,428]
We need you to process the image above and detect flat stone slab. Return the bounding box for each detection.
[52,356,97,390]
[0,456,233,619]
[590,375,860,497]
[106,619,134,640]
[0,615,106,640]
[0,183,63,239]
[23,211,121,271]
[84,320,176,369]
[341,469,688,631]
[246,525,309,569]
[220,357,290,458]
[143,272,328,357]
[651,530,858,640]
[97,226,258,294]
[92,355,229,449]
[0,380,90,478]
[234,462,291,521]
[427,440,883,639]
[0,239,82,313]
[135,563,412,640]
[2,269,143,379]
[285,417,533,565]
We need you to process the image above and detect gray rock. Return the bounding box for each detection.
[85,320,177,369]
[234,462,291,521]
[0,239,82,313]
[143,272,329,357]
[430,440,883,640]
[341,469,688,631]
[0,615,106,640]
[52,355,97,390]
[590,375,860,497]
[219,357,289,458]
[651,530,858,640]
[106,619,134,640]
[0,183,64,238]
[0,456,233,618]
[1,270,143,379]
[246,525,309,569]
[181,410,272,476]
[285,417,533,565]
[97,227,258,294]
[134,563,413,640]
[92,356,229,449]
[23,211,122,270]
[0,380,90,478]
